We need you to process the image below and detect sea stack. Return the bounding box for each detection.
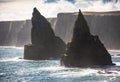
[24,8,66,60]
[61,10,114,67]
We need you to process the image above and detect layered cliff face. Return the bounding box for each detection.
[7,21,24,46]
[16,20,31,46]
[0,21,24,46]
[55,11,120,49]
[0,18,57,46]
[0,21,11,46]
[61,10,114,67]
[24,8,66,60]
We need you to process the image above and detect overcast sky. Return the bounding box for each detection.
[0,0,120,21]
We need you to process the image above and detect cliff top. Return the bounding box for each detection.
[58,11,120,16]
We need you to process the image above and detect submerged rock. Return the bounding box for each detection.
[24,8,66,60]
[61,10,114,67]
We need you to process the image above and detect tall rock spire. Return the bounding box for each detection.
[24,8,66,60]
[72,9,90,42]
[61,10,114,67]
[31,7,55,45]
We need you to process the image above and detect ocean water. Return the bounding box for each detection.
[0,47,120,82]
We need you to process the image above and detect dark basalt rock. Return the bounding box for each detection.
[61,10,114,67]
[24,8,66,60]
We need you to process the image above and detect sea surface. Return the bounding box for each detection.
[0,47,120,82]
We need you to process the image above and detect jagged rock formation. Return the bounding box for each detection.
[24,8,66,60]
[55,11,120,49]
[61,10,114,67]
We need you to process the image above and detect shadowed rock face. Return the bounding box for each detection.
[31,8,55,45]
[24,8,66,60]
[61,10,114,67]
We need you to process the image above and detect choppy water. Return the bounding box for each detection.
[0,47,120,82]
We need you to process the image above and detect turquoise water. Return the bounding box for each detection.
[0,47,120,82]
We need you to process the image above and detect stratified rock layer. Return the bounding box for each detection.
[61,10,114,67]
[24,8,66,60]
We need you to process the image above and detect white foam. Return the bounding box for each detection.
[50,68,97,78]
[0,57,25,62]
[0,46,24,49]
[108,50,120,53]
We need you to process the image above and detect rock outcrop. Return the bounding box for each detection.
[24,8,66,60]
[61,10,114,67]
